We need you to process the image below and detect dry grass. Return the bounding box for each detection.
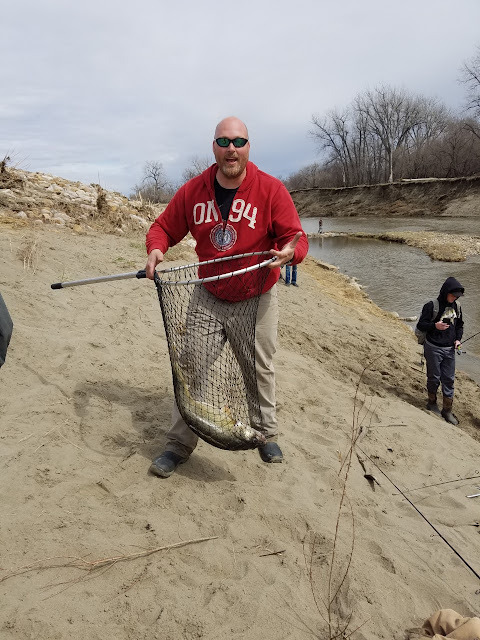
[91,186,163,234]
[17,234,41,273]
[0,216,28,228]
[132,197,167,222]
[94,185,123,229]
[0,154,10,173]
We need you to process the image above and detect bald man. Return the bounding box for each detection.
[145,116,309,477]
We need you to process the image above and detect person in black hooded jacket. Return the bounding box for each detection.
[416,276,464,424]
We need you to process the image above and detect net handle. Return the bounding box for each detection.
[156,252,276,286]
[159,251,272,274]
[51,251,276,289]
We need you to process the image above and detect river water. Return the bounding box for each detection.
[302,217,480,385]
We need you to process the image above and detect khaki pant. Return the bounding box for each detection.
[166,285,279,458]
[419,608,480,639]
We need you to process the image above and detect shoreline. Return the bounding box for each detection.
[306,230,480,262]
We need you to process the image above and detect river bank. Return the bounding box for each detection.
[292,175,480,218]
[307,230,480,262]
[351,231,480,262]
[1,225,480,639]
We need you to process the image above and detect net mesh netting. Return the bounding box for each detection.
[154,252,273,450]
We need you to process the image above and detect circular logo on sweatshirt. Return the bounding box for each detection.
[210,223,237,251]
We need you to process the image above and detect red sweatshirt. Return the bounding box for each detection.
[146,162,308,297]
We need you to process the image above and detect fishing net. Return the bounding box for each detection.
[154,252,274,450]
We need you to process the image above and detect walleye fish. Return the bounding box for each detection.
[172,361,266,451]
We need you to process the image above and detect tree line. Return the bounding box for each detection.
[284,46,480,190]
[133,46,480,199]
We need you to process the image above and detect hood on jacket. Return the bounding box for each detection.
[438,276,465,302]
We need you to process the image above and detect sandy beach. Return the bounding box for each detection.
[1,224,480,640]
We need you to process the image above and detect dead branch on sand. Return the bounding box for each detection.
[0,536,218,593]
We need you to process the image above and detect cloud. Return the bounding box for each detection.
[2,0,480,194]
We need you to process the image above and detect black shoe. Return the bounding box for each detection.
[426,402,442,416]
[149,451,187,478]
[285,282,291,286]
[292,283,299,287]
[259,442,283,463]
[441,409,459,425]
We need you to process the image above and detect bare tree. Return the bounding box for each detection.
[282,163,329,190]
[311,101,393,185]
[181,155,212,183]
[397,98,450,178]
[355,85,426,183]
[143,161,169,191]
[434,118,480,177]
[311,109,354,186]
[461,46,480,116]
[461,46,480,140]
[132,161,175,203]
[311,86,451,186]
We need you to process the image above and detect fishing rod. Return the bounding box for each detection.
[456,330,480,355]
[461,330,480,345]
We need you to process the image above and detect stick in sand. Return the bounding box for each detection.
[0,536,218,587]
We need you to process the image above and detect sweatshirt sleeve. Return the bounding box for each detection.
[416,301,436,333]
[270,183,309,265]
[455,304,464,342]
[145,186,190,255]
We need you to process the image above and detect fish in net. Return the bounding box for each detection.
[155,252,274,450]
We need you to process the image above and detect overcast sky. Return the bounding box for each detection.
[2,0,480,195]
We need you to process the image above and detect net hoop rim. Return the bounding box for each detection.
[155,251,276,286]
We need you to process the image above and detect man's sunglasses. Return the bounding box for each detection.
[215,137,249,148]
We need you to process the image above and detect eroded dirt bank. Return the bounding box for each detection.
[292,176,480,218]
